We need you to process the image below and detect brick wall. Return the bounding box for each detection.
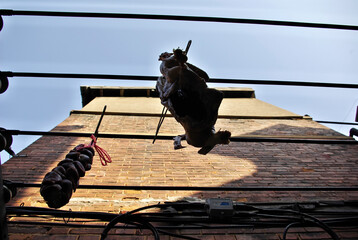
[2,113,358,239]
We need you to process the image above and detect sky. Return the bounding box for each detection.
[1,0,358,163]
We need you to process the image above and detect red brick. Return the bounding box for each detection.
[32,235,78,240]
[3,103,358,240]
[78,235,101,240]
[48,227,70,235]
[8,234,34,240]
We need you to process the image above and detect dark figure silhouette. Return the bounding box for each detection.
[156,48,231,154]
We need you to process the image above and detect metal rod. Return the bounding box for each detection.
[152,107,168,144]
[184,40,192,54]
[2,71,358,89]
[93,105,107,140]
[11,183,358,191]
[4,129,357,144]
[1,9,358,31]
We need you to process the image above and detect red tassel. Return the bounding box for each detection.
[90,135,112,166]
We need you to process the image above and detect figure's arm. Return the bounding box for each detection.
[173,134,186,149]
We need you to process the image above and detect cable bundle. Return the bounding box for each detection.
[40,144,94,208]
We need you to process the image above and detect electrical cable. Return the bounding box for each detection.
[260,208,340,240]
[9,182,358,192]
[2,71,358,89]
[282,222,301,240]
[295,212,340,240]
[100,203,165,240]
[126,220,160,240]
[316,120,358,126]
[1,9,358,31]
[7,202,356,239]
[2,129,357,145]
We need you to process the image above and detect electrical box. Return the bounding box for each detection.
[206,198,234,220]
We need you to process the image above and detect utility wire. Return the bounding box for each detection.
[10,182,358,192]
[316,120,358,126]
[7,203,351,240]
[2,71,358,89]
[3,129,358,144]
[1,9,358,31]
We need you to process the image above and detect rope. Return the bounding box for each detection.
[90,135,112,166]
[152,106,168,144]
[75,134,112,166]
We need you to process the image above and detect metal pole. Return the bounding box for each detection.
[0,158,9,240]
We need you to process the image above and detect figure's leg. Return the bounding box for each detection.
[173,134,186,149]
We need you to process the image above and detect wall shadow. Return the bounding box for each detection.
[184,123,358,203]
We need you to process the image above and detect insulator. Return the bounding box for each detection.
[3,180,18,204]
[0,128,14,155]
[0,15,3,31]
[350,128,358,137]
[0,75,9,94]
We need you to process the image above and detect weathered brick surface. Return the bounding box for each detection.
[3,114,358,239]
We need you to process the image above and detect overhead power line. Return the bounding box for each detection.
[4,129,357,144]
[11,182,358,191]
[316,120,358,126]
[2,71,358,89]
[1,9,358,31]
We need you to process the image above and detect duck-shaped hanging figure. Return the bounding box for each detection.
[156,45,231,154]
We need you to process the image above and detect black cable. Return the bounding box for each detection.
[316,120,358,126]
[6,206,117,221]
[2,71,358,89]
[1,9,358,31]
[3,129,358,144]
[7,204,357,239]
[282,222,301,240]
[10,182,358,192]
[262,208,340,240]
[131,220,160,240]
[283,219,340,240]
[295,212,340,240]
[100,202,205,239]
[101,203,166,240]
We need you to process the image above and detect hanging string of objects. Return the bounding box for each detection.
[40,106,111,208]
